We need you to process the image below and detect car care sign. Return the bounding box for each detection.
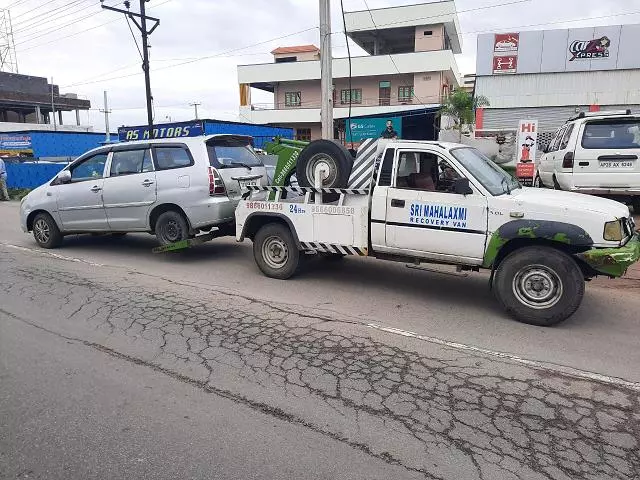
[516,120,538,186]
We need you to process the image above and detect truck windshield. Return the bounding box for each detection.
[207,138,263,169]
[450,147,520,196]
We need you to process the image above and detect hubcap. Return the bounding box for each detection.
[306,153,337,187]
[513,264,563,309]
[34,218,50,244]
[163,220,181,242]
[262,235,289,269]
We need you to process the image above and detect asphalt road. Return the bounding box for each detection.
[1,200,639,479]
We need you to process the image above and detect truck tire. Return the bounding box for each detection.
[32,212,63,249]
[253,223,300,279]
[155,211,189,246]
[296,139,353,189]
[493,246,584,326]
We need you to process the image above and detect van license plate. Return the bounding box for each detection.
[599,161,633,169]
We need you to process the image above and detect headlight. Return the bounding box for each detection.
[603,220,623,241]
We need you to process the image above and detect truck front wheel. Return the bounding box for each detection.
[494,246,584,326]
[253,223,300,279]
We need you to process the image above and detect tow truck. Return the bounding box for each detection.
[236,138,640,327]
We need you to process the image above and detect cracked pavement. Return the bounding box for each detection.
[1,245,639,480]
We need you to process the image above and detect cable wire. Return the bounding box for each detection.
[125,14,143,61]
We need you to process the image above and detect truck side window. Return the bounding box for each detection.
[394,151,462,193]
[377,148,394,186]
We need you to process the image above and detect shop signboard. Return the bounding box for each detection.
[493,55,518,74]
[0,134,33,157]
[494,33,519,53]
[118,121,204,142]
[348,116,403,143]
[515,120,538,186]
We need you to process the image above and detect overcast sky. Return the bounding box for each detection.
[3,0,640,131]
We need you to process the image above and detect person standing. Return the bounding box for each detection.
[0,157,9,201]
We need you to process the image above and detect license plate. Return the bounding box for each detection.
[599,161,634,169]
[239,179,259,189]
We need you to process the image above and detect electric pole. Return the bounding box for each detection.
[51,77,57,132]
[102,0,159,138]
[190,102,201,120]
[100,90,112,143]
[319,0,333,139]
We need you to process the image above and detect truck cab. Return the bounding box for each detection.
[236,140,640,327]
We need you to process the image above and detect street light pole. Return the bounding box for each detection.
[319,0,333,139]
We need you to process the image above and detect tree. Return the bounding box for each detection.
[439,90,490,141]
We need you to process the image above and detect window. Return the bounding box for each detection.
[377,148,395,186]
[582,120,640,149]
[559,124,574,150]
[394,151,460,192]
[109,149,152,176]
[153,146,193,171]
[285,91,301,107]
[424,30,433,36]
[398,86,414,102]
[340,88,362,105]
[207,137,262,168]
[450,147,520,196]
[275,56,297,63]
[296,128,312,142]
[548,127,566,153]
[70,153,108,182]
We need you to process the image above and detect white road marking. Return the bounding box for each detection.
[0,242,105,267]
[366,323,640,391]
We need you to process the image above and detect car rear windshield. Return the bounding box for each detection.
[582,120,640,149]
[207,138,263,168]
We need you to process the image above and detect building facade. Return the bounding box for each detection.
[237,1,462,143]
[474,24,640,145]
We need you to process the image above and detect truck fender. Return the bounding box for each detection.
[239,212,302,248]
[483,219,593,268]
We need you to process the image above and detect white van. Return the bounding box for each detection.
[536,111,640,211]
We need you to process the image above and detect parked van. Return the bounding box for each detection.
[536,110,640,211]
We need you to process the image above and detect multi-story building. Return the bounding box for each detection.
[237,1,462,143]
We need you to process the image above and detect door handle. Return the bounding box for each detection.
[391,198,405,208]
[578,161,589,166]
[141,180,155,187]
[90,185,102,193]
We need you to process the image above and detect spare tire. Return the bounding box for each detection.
[296,139,353,189]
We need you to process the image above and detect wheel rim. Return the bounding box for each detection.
[512,264,563,310]
[34,218,50,244]
[534,176,541,187]
[262,235,289,270]
[305,153,337,187]
[162,219,181,242]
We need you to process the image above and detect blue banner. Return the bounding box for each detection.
[348,116,403,142]
[118,121,204,142]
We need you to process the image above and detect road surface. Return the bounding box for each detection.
[1,201,639,479]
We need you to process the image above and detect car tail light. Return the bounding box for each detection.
[562,152,574,169]
[208,166,226,195]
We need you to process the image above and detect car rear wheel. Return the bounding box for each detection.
[533,175,544,188]
[155,211,189,246]
[253,223,300,279]
[493,246,584,326]
[32,212,63,249]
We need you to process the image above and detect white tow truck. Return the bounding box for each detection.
[236,139,639,326]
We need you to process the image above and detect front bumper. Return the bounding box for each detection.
[577,234,640,277]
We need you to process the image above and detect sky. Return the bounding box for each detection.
[3,0,640,132]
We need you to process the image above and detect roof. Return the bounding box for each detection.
[270,45,319,55]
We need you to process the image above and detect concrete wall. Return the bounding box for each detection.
[414,24,444,52]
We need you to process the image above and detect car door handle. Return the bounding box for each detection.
[578,161,589,166]
[90,185,102,193]
[141,180,155,187]
[391,198,405,208]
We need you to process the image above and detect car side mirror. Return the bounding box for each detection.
[453,177,473,195]
[57,170,71,184]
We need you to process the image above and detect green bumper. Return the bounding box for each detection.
[577,234,640,277]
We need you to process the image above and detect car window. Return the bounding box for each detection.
[71,153,108,182]
[394,151,462,193]
[153,146,193,170]
[548,127,565,153]
[110,149,152,176]
[559,124,574,150]
[582,120,640,149]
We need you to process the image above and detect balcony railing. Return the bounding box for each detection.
[249,94,443,111]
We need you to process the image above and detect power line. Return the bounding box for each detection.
[12,0,95,34]
[125,14,143,61]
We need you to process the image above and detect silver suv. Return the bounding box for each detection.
[20,134,267,248]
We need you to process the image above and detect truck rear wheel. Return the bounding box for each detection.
[253,223,300,279]
[296,139,353,189]
[493,246,584,326]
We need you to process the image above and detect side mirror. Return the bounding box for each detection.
[57,170,71,184]
[453,177,473,195]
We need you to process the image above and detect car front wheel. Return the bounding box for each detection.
[32,212,63,249]
[253,223,300,279]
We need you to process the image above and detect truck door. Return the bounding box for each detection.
[383,149,488,263]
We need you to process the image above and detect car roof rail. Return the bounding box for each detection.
[567,109,633,122]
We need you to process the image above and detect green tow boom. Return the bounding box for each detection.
[263,137,309,199]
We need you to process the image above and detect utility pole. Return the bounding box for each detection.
[319,0,333,139]
[102,0,159,138]
[100,90,112,143]
[51,77,57,132]
[190,102,201,120]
